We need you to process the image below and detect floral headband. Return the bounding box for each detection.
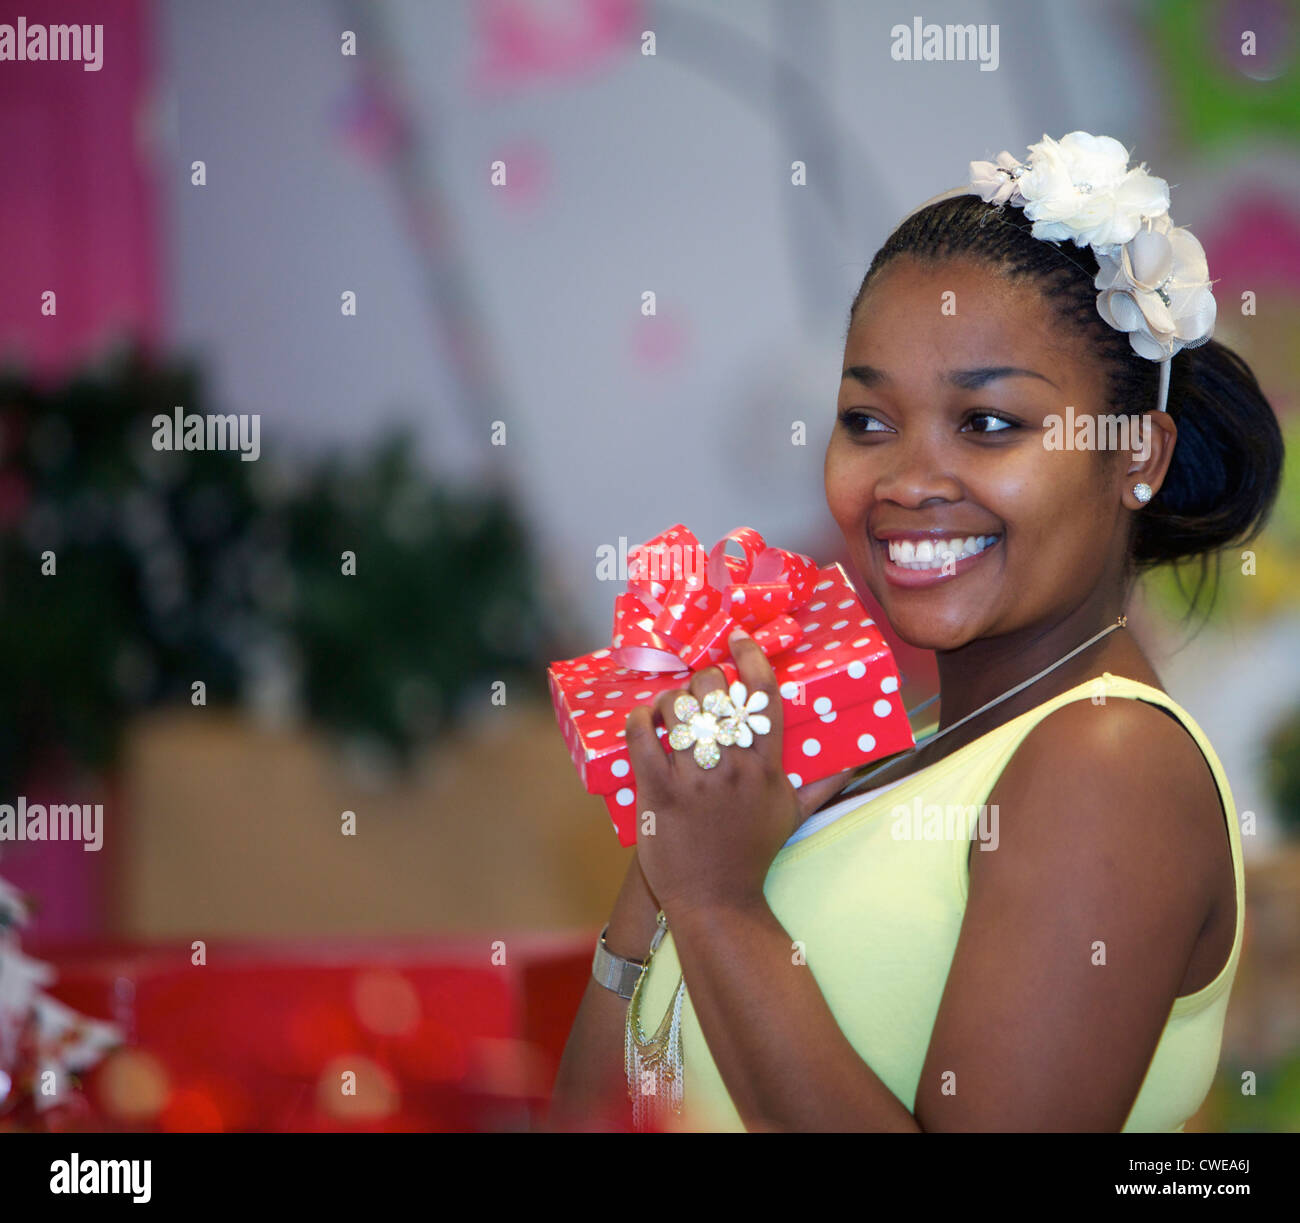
[906,131,1217,414]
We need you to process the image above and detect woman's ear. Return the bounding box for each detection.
[1122,410,1176,509]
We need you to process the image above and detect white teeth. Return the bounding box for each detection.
[885,534,997,570]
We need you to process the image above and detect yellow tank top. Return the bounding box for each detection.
[631,671,1245,1132]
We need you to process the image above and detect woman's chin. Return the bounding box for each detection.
[874,608,983,654]
[899,631,971,654]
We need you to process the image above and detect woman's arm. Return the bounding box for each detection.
[543,765,862,1132]
[664,696,1221,1132]
[544,851,663,1130]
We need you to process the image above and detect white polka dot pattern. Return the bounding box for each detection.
[547,557,914,847]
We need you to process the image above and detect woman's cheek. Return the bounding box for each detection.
[824,444,867,526]
[823,474,848,530]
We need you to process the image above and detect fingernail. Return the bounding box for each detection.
[729,626,750,642]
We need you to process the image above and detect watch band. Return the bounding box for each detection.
[592,925,646,999]
[592,910,669,1000]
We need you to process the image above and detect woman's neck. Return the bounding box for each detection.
[930,600,1142,734]
[811,600,1163,817]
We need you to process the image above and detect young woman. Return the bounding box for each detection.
[548,132,1283,1132]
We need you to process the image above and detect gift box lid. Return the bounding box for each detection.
[549,562,905,796]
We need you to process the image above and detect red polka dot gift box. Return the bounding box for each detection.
[547,524,915,846]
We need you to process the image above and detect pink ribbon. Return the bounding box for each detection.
[610,524,817,673]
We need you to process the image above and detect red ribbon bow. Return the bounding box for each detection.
[610,524,818,673]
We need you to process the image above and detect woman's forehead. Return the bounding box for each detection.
[847,261,1087,371]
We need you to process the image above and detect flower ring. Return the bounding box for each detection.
[666,682,771,770]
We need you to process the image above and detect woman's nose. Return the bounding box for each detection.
[873,436,963,507]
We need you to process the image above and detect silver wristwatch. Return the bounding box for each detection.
[591,909,668,1000]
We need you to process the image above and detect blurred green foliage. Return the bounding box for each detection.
[1265,701,1300,840]
[0,344,551,792]
[1203,1053,1300,1133]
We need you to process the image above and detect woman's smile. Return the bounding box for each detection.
[873,530,1003,588]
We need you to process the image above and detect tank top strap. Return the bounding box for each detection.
[1085,671,1237,823]
[972,670,1237,826]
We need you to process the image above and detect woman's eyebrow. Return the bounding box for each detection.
[842,364,1059,390]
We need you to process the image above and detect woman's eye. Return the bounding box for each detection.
[839,410,891,434]
[963,412,1016,434]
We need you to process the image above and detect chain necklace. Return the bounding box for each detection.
[838,614,1129,799]
[624,909,684,1133]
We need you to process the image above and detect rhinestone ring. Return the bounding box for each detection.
[666,682,772,769]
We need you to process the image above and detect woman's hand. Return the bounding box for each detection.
[623,628,803,924]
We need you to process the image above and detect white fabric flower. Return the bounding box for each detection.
[1015,132,1169,251]
[1094,214,1217,360]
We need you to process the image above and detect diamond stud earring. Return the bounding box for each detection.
[1133,482,1153,504]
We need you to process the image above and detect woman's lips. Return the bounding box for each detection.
[875,534,1002,588]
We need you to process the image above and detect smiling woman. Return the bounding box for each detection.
[548,133,1284,1134]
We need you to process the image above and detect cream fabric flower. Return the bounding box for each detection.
[1015,132,1169,251]
[969,150,1026,207]
[1094,214,1217,360]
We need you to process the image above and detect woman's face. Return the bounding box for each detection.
[825,255,1134,653]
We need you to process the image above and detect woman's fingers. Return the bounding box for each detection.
[728,629,783,766]
[794,766,858,821]
[625,704,671,797]
[689,666,728,701]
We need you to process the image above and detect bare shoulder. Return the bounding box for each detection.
[982,693,1225,915]
[996,693,1221,809]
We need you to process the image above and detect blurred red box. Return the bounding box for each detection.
[29,934,595,1132]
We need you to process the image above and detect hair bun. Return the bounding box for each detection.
[1134,339,1284,578]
